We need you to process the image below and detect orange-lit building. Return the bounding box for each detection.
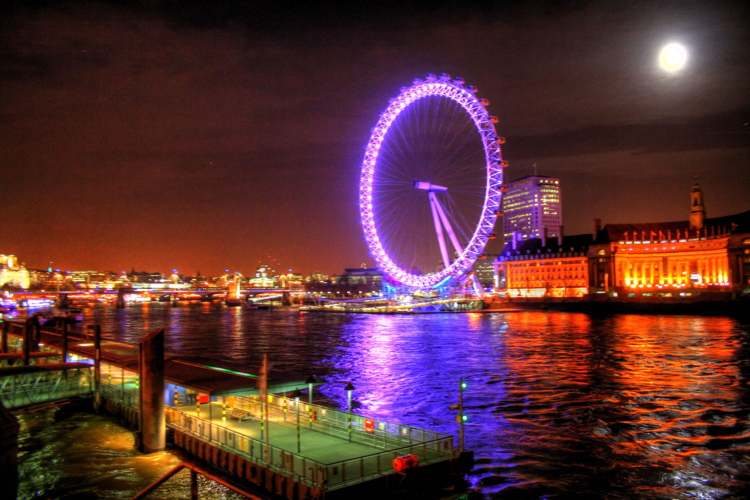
[495,182,750,300]
[495,232,593,298]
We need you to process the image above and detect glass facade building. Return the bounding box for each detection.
[502,175,562,246]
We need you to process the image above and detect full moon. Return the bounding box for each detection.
[659,43,688,72]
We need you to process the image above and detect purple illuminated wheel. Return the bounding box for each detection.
[359,74,505,290]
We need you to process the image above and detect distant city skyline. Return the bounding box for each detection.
[1,0,748,276]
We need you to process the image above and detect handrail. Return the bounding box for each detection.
[164,406,327,483]
[167,404,450,467]
[130,462,269,500]
[164,404,453,489]
[247,395,453,443]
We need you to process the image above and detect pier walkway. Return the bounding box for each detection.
[2,320,458,495]
[164,400,451,490]
[96,373,452,490]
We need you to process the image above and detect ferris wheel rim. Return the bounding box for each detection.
[359,74,504,289]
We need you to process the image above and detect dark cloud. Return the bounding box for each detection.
[506,107,750,160]
[0,0,748,275]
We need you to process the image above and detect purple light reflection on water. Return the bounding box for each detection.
[58,304,750,498]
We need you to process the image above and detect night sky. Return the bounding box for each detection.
[2,0,748,277]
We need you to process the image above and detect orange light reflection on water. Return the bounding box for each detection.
[593,315,746,477]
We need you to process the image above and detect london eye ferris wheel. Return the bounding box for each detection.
[359,74,507,293]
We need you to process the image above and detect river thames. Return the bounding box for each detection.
[16,303,750,499]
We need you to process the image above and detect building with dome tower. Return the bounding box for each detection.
[494,181,750,304]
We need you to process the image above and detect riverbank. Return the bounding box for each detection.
[486,295,750,317]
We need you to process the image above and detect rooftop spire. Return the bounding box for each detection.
[689,178,705,230]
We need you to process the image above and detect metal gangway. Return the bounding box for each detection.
[0,362,93,410]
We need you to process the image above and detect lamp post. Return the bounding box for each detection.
[306,375,316,405]
[293,389,301,453]
[306,376,316,430]
[345,382,355,442]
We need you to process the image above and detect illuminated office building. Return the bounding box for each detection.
[502,175,562,246]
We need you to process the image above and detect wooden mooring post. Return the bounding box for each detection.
[139,328,165,453]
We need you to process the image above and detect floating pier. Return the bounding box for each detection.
[0,320,473,499]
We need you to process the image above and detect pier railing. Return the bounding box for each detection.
[100,379,140,409]
[3,321,456,489]
[166,406,327,488]
[164,404,453,490]
[235,395,454,454]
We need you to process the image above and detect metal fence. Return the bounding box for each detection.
[166,406,327,488]
[165,405,454,490]
[100,378,140,409]
[235,394,453,453]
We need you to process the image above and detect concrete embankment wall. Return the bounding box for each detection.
[487,295,749,316]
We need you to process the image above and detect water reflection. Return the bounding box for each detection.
[42,305,750,498]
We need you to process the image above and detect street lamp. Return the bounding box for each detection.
[306,375,316,405]
[345,382,355,442]
[293,389,301,453]
[306,376,317,430]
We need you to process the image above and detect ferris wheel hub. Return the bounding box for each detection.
[413,181,448,192]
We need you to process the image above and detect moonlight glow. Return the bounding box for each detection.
[659,43,688,72]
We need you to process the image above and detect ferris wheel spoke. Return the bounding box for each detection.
[429,194,451,268]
